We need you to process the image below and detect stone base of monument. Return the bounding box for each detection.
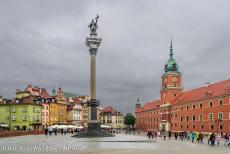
[72,123,114,138]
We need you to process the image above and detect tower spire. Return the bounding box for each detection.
[52,86,56,96]
[170,37,173,58]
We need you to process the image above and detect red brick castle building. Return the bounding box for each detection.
[135,41,230,134]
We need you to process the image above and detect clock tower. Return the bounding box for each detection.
[160,39,182,105]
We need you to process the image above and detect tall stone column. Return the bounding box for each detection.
[85,15,101,129]
[72,15,114,137]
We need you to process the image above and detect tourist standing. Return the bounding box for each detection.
[210,133,216,147]
[174,132,178,140]
[163,132,166,140]
[44,127,48,135]
[48,127,53,136]
[168,131,171,140]
[224,133,229,146]
[191,132,195,143]
[216,134,221,146]
[54,128,57,136]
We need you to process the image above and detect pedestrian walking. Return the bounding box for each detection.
[216,134,221,146]
[210,133,216,147]
[48,127,53,136]
[168,131,171,140]
[224,133,229,146]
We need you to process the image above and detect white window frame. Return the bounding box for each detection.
[12,115,16,121]
[209,101,213,107]
[12,107,16,113]
[209,113,213,121]
[22,115,27,121]
[218,112,223,120]
[192,115,196,121]
[200,114,203,121]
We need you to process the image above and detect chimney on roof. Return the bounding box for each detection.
[205,82,212,97]
[205,82,210,87]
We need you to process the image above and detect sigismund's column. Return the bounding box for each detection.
[85,15,102,130]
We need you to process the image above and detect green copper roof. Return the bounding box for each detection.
[63,92,81,98]
[164,39,179,72]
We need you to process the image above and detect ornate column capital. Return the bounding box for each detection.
[89,48,98,56]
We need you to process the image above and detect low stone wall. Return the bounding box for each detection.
[0,130,44,138]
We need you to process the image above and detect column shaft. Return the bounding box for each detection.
[90,55,96,99]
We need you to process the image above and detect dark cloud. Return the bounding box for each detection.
[0,0,229,114]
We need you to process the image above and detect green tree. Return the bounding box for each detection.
[123,113,136,128]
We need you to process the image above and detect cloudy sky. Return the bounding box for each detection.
[0,0,229,114]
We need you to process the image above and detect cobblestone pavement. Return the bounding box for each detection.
[0,133,229,154]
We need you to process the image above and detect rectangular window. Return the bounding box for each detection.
[210,125,214,129]
[209,113,213,121]
[22,115,27,121]
[209,101,213,107]
[200,103,203,109]
[218,112,223,120]
[220,125,223,130]
[193,115,196,121]
[186,125,189,129]
[12,115,16,121]
[193,104,196,109]
[12,107,16,113]
[180,116,183,122]
[186,106,189,110]
[218,99,223,106]
[193,125,195,129]
[200,114,203,121]
[186,116,189,122]
[201,125,204,129]
[22,107,27,112]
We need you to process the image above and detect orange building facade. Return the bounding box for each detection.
[135,41,230,134]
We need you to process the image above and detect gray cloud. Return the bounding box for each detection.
[0,0,229,114]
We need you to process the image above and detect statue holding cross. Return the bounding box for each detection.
[88,14,99,34]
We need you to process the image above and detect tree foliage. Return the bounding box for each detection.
[123,113,136,127]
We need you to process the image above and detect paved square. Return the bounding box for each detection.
[0,134,229,154]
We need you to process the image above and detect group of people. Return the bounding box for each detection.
[145,130,230,147]
[146,130,161,139]
[208,133,230,147]
[44,127,78,136]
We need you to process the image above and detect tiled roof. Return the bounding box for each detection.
[174,79,230,104]
[101,106,123,116]
[63,92,81,98]
[136,100,160,112]
[136,79,230,112]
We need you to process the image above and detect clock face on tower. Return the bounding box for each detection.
[172,77,177,82]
